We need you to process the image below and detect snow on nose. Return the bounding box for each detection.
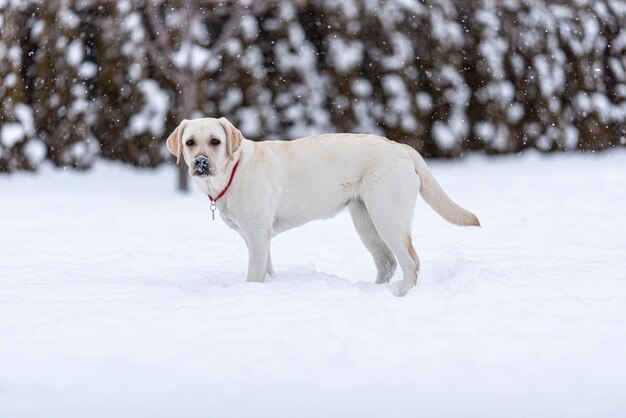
[193,155,210,176]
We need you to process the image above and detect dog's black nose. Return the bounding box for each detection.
[193,155,210,176]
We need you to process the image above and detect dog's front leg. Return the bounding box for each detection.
[266,251,274,276]
[245,234,271,283]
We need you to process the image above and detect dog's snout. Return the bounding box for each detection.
[193,155,211,177]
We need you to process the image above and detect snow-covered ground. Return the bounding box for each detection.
[1,151,626,417]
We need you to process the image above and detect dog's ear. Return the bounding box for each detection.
[219,117,243,161]
[166,119,189,164]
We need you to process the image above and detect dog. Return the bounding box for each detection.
[166,117,480,296]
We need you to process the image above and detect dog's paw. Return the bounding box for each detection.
[398,281,416,297]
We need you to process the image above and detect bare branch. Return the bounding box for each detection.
[208,0,277,56]
[140,1,184,85]
[146,0,173,52]
[144,40,185,85]
[182,0,195,78]
[207,1,249,58]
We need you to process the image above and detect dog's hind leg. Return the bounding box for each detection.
[349,199,397,284]
[266,250,275,276]
[362,169,420,296]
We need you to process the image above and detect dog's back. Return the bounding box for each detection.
[262,134,479,228]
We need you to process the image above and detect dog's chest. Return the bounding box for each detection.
[218,208,240,231]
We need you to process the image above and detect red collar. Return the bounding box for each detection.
[208,160,240,203]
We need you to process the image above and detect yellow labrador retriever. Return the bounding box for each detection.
[167,117,479,296]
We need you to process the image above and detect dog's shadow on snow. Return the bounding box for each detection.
[173,260,483,297]
[202,267,406,297]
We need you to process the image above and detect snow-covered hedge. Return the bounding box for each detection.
[1,0,624,172]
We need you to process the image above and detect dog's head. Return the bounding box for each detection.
[166,117,243,178]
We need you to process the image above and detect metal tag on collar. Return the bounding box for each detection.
[206,160,239,221]
[210,201,217,220]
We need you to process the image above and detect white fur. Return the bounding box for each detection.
[168,118,480,296]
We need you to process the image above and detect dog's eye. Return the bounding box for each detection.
[186,139,195,147]
[210,138,221,146]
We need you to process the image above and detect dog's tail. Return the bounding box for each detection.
[402,144,480,227]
